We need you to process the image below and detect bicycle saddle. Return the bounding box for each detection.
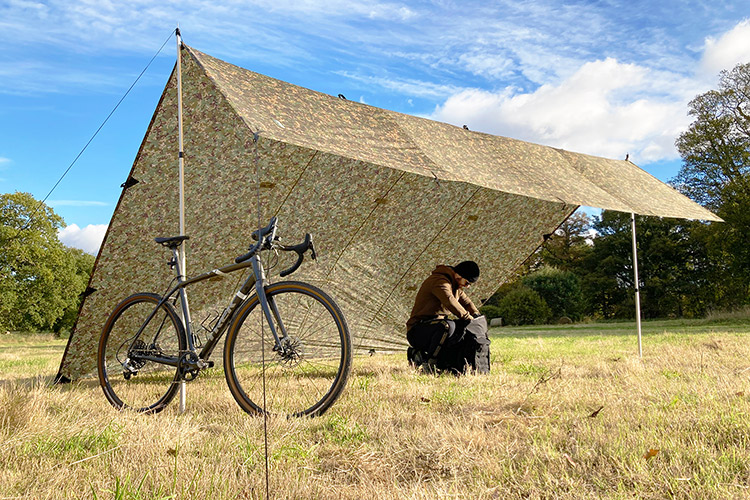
[154,235,190,248]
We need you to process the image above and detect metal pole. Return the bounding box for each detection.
[176,27,186,273]
[176,27,187,413]
[631,213,643,358]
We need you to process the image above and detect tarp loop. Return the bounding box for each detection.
[431,171,441,188]
[120,176,139,190]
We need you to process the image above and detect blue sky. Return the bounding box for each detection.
[2,0,750,254]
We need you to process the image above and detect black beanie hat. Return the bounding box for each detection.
[453,260,480,283]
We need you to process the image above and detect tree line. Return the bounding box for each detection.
[482,62,750,325]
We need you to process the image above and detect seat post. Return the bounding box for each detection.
[171,245,185,282]
[170,245,194,350]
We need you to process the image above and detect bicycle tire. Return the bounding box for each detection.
[223,281,352,417]
[97,293,186,413]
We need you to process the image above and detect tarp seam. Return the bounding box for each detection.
[271,149,320,220]
[358,185,482,350]
[322,169,407,282]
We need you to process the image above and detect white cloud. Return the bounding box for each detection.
[58,223,107,255]
[365,4,416,21]
[431,58,695,163]
[701,19,750,75]
[2,1,746,172]
[335,70,465,98]
[48,200,108,207]
[458,52,515,79]
[429,18,750,165]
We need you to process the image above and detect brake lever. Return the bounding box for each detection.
[308,235,317,260]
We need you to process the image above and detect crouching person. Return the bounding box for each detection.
[406,261,489,374]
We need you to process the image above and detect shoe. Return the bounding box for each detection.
[420,358,438,374]
[407,347,424,367]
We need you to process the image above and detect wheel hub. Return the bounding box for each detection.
[277,336,303,367]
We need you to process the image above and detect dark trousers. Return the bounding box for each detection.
[407,319,462,360]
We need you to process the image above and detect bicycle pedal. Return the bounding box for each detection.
[197,359,214,369]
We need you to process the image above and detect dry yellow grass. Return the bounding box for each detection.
[2,320,750,499]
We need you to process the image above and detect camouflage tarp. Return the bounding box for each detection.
[57,45,719,381]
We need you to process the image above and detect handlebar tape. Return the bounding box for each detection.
[235,217,278,263]
[279,234,313,277]
[234,248,255,264]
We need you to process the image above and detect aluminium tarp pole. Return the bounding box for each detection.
[631,213,643,358]
[176,27,187,413]
[176,28,186,274]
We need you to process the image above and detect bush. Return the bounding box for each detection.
[483,280,525,307]
[523,266,583,321]
[479,304,503,320]
[496,286,551,325]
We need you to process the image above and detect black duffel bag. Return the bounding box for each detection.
[408,315,490,375]
[454,315,490,374]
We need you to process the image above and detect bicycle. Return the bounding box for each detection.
[97,217,352,417]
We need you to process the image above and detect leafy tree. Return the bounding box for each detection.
[53,247,95,334]
[674,62,750,307]
[482,280,524,309]
[478,304,503,321]
[523,266,583,321]
[577,212,631,319]
[581,211,711,319]
[539,211,594,272]
[675,63,750,209]
[0,192,89,332]
[483,211,591,324]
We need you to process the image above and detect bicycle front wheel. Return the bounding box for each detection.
[224,281,352,417]
[97,293,185,413]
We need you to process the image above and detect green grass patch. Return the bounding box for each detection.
[314,414,368,445]
[27,423,121,461]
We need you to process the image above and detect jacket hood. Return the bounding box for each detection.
[432,264,460,285]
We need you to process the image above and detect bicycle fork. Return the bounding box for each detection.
[251,257,292,355]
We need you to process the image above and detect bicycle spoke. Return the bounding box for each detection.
[225,282,351,417]
[98,294,184,413]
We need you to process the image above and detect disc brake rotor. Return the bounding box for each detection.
[278,336,304,368]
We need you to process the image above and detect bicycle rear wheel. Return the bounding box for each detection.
[224,281,352,417]
[97,293,185,413]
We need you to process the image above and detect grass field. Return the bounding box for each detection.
[2,317,750,499]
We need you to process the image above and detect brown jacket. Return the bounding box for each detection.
[406,265,480,330]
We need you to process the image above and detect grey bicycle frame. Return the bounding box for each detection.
[132,244,290,368]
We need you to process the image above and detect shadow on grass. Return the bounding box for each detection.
[0,375,95,390]
[492,316,750,340]
[0,344,67,351]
